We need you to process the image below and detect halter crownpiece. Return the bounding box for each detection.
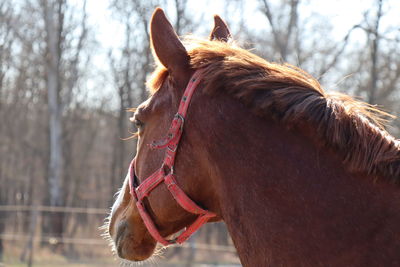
[128,69,216,246]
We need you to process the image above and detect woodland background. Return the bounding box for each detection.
[1,0,399,266]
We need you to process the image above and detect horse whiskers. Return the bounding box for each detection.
[154,244,167,256]
[118,251,162,267]
[115,242,165,266]
[99,208,117,255]
[101,186,124,252]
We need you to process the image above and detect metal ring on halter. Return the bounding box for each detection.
[174,113,185,130]
[167,145,178,153]
[160,163,174,175]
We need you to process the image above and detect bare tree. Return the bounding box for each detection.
[252,0,338,80]
[42,0,64,208]
[39,0,91,248]
[260,0,299,61]
[40,0,66,246]
[108,0,160,196]
[0,2,18,259]
[368,0,383,104]
[340,0,400,133]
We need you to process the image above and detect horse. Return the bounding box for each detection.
[105,8,400,266]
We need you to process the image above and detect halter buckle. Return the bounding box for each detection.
[167,145,178,152]
[174,113,185,130]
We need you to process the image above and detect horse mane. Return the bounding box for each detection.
[148,38,400,183]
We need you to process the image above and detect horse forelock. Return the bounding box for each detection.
[146,37,400,184]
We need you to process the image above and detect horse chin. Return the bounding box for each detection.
[115,233,157,261]
[114,220,157,262]
[116,239,156,262]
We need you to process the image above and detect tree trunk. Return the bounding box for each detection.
[0,214,3,260]
[368,0,383,104]
[43,0,64,247]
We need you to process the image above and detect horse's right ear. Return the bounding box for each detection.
[209,15,231,42]
[150,8,189,77]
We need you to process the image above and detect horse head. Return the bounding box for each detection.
[107,8,230,261]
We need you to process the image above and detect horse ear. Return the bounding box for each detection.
[209,15,231,42]
[150,8,189,75]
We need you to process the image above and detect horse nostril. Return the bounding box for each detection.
[115,221,129,257]
[116,221,128,241]
[117,241,124,258]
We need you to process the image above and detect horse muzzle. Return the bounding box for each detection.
[114,220,157,261]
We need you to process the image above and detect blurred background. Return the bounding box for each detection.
[1,0,399,266]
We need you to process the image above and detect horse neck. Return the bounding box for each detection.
[190,93,400,266]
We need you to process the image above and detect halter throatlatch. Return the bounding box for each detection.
[128,70,216,246]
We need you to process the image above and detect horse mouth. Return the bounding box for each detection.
[115,237,156,262]
[114,221,156,261]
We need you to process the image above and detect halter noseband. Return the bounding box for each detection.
[128,70,216,246]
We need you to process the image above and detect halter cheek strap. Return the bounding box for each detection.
[128,70,216,246]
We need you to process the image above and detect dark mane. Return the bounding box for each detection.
[148,38,400,183]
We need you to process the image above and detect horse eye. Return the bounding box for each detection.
[133,119,144,128]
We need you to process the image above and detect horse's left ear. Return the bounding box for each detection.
[209,15,231,42]
[150,8,189,76]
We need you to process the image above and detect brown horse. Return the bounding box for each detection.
[106,8,400,266]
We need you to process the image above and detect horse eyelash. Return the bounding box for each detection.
[130,131,139,139]
[122,131,139,141]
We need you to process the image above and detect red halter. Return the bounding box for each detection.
[128,70,216,246]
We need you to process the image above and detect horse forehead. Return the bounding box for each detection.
[137,98,152,112]
[140,91,172,116]
[136,98,156,117]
